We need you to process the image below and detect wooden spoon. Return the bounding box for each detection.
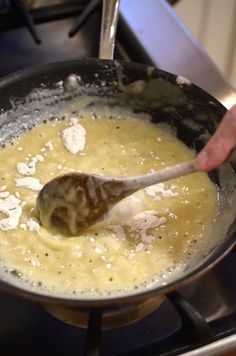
[37,160,197,235]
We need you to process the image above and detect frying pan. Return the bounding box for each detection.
[0,1,235,309]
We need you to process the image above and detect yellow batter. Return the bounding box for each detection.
[0,115,217,296]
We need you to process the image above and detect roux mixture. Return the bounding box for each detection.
[0,114,217,297]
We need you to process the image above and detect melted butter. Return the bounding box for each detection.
[0,115,217,297]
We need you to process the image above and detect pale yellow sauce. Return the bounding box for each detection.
[0,115,217,296]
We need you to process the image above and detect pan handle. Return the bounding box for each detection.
[99,0,120,60]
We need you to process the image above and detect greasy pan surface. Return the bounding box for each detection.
[0,58,235,308]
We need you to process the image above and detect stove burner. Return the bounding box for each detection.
[43,295,165,330]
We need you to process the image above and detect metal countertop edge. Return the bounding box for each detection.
[181,334,236,356]
[120,0,236,109]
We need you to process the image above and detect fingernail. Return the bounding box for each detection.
[196,151,209,168]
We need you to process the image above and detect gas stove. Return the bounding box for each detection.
[0,1,236,355]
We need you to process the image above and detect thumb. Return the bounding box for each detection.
[195,104,236,171]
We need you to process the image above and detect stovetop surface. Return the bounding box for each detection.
[0,17,99,78]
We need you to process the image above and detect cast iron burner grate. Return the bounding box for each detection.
[83,291,236,356]
[0,0,97,44]
[0,0,121,44]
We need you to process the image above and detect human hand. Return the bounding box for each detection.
[195,104,236,172]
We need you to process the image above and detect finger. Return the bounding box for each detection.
[195,104,236,171]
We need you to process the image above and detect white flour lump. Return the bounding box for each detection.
[145,183,178,201]
[14,177,43,191]
[45,141,53,151]
[0,194,22,231]
[108,195,167,245]
[0,192,9,198]
[129,211,167,244]
[26,217,40,232]
[17,154,44,176]
[176,75,191,86]
[61,118,86,154]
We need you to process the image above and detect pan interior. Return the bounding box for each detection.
[0,60,235,302]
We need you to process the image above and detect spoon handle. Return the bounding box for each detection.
[123,160,197,191]
[123,148,236,192]
[99,0,120,59]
